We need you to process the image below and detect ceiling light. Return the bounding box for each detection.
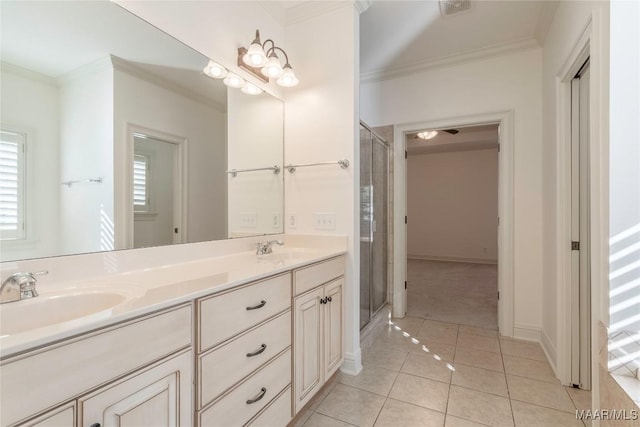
[223,73,245,88]
[241,82,263,95]
[417,131,438,140]
[203,60,227,79]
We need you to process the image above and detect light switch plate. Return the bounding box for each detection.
[240,212,257,228]
[314,212,336,230]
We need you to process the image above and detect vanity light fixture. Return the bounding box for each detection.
[239,29,299,87]
[416,130,438,140]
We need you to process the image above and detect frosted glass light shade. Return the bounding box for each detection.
[241,83,263,95]
[243,43,267,67]
[261,55,283,78]
[416,131,438,140]
[276,65,298,87]
[203,60,227,79]
[223,73,245,88]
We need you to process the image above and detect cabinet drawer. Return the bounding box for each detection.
[198,311,291,408]
[247,386,292,427]
[198,349,291,427]
[199,273,291,352]
[15,402,75,427]
[294,256,345,295]
[0,305,191,427]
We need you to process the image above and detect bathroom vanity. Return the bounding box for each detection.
[0,241,346,427]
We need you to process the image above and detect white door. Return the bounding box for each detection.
[293,287,324,413]
[79,351,192,427]
[324,278,344,378]
[570,59,591,390]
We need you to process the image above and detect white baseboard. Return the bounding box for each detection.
[541,328,559,377]
[340,348,362,376]
[513,323,542,342]
[407,254,498,265]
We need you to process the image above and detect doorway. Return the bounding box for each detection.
[405,124,499,329]
[570,58,591,390]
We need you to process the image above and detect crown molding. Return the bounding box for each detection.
[361,37,540,83]
[534,1,559,45]
[0,61,58,87]
[354,0,373,14]
[56,56,114,87]
[109,56,225,113]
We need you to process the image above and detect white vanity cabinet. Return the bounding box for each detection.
[196,272,293,427]
[293,256,345,413]
[3,305,192,427]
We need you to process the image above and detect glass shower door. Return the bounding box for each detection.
[360,123,389,329]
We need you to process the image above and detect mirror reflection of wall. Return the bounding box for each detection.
[0,1,284,263]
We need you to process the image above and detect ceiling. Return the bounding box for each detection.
[407,124,498,154]
[0,1,226,106]
[360,0,557,80]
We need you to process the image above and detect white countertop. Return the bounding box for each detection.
[0,246,346,358]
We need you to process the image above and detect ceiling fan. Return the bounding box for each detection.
[414,128,459,139]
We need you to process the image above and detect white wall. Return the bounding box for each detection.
[0,65,61,261]
[361,48,544,335]
[113,68,227,247]
[59,61,114,255]
[407,148,498,263]
[227,89,283,237]
[284,4,361,373]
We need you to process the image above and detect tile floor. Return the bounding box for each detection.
[407,260,498,329]
[293,317,592,427]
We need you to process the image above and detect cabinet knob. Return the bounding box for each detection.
[327,296,332,302]
[89,423,101,427]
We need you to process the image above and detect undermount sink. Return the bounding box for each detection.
[0,291,128,336]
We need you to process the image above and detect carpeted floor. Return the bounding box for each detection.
[407,259,498,330]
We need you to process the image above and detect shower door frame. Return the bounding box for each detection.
[360,121,391,329]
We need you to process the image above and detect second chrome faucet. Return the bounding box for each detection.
[256,240,284,256]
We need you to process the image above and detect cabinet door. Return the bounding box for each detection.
[293,287,324,413]
[79,350,192,427]
[324,278,344,379]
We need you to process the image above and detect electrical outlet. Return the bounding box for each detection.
[314,212,336,230]
[288,213,297,229]
[240,212,257,228]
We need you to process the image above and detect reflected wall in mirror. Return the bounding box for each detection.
[0,1,284,262]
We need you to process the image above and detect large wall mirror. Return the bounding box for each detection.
[0,1,284,262]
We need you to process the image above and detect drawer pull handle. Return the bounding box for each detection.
[89,424,101,427]
[246,387,267,404]
[246,343,267,357]
[246,300,267,310]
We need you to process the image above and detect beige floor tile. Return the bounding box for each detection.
[459,325,498,337]
[409,340,456,362]
[500,339,546,361]
[447,385,514,426]
[565,386,592,411]
[362,346,408,371]
[373,398,446,427]
[309,379,338,411]
[401,353,454,383]
[417,321,459,346]
[445,415,490,427]
[454,348,504,372]
[451,364,508,397]
[389,372,450,412]
[303,413,357,427]
[511,400,584,426]
[316,384,386,427]
[373,334,426,354]
[503,355,558,384]
[292,408,314,427]
[456,333,501,354]
[337,365,398,396]
[388,316,424,335]
[507,375,576,413]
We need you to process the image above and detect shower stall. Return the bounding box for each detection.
[360,122,391,329]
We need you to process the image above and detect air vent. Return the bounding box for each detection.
[439,0,471,17]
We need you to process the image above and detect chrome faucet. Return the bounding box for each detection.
[0,271,48,304]
[256,240,284,256]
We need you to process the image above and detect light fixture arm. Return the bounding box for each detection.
[265,46,291,66]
